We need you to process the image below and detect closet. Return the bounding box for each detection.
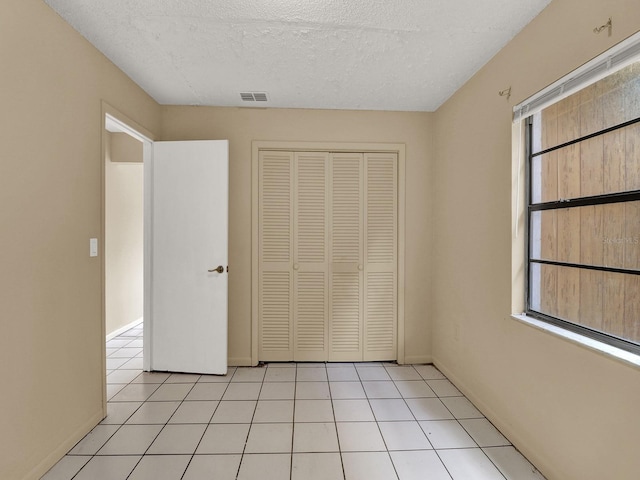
[257,150,398,362]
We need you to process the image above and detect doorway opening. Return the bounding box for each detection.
[101,106,154,412]
[105,117,144,342]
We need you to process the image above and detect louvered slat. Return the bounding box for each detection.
[331,273,361,353]
[296,272,326,351]
[367,155,396,264]
[366,272,395,352]
[261,154,291,263]
[332,154,362,262]
[296,154,326,263]
[260,271,292,352]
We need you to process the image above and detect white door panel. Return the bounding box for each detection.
[150,140,228,375]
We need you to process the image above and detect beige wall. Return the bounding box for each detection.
[160,107,434,365]
[4,0,640,479]
[0,1,160,479]
[105,133,144,335]
[432,1,640,479]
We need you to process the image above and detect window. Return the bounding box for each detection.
[525,59,640,354]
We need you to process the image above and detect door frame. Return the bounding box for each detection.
[100,103,155,415]
[251,141,406,365]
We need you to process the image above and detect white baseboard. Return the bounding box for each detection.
[228,357,254,367]
[432,356,555,480]
[403,355,432,365]
[106,317,143,341]
[26,409,103,480]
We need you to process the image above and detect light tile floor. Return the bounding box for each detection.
[42,324,546,480]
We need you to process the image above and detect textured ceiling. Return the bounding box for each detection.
[43,0,551,111]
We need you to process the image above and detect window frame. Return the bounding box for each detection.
[524,112,640,356]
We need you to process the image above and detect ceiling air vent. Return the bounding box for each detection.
[240,92,268,102]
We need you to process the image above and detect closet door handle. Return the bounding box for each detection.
[208,266,224,274]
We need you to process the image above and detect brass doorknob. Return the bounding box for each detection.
[208,266,224,273]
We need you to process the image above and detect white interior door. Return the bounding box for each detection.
[149,140,228,375]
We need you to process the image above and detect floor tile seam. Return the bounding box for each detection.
[235,372,268,478]
[419,393,460,423]
[288,414,294,479]
[177,451,197,479]
[58,456,92,480]
[67,421,125,459]
[418,418,494,454]
[390,390,439,451]
[112,380,163,403]
[139,409,206,457]
[93,452,202,456]
[107,350,139,359]
[178,426,208,480]
[440,446,511,480]
[455,417,513,449]
[450,415,482,450]
[390,378,438,398]
[325,372,348,480]
[418,418,482,425]
[480,446,541,480]
[370,398,402,480]
[68,455,122,480]
[355,373,403,477]
[192,452,249,455]
[102,333,158,455]
[290,365,299,433]
[108,335,202,459]
[430,449,456,480]
[124,420,213,426]
[112,398,152,480]
[106,373,165,425]
[96,413,162,457]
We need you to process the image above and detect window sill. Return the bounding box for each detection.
[511,314,640,369]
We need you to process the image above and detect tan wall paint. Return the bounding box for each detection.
[0,1,160,479]
[105,133,144,335]
[433,1,640,479]
[110,132,144,164]
[160,107,433,365]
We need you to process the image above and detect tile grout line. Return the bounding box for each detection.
[364,365,390,479]
[233,363,268,480]
[408,365,457,480]
[327,363,347,480]
[72,328,149,479]
[288,363,298,480]
[124,335,198,479]
[418,367,509,480]
[177,369,236,480]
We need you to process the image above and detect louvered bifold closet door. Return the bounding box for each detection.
[329,153,364,361]
[293,152,329,361]
[364,153,397,361]
[259,151,294,361]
